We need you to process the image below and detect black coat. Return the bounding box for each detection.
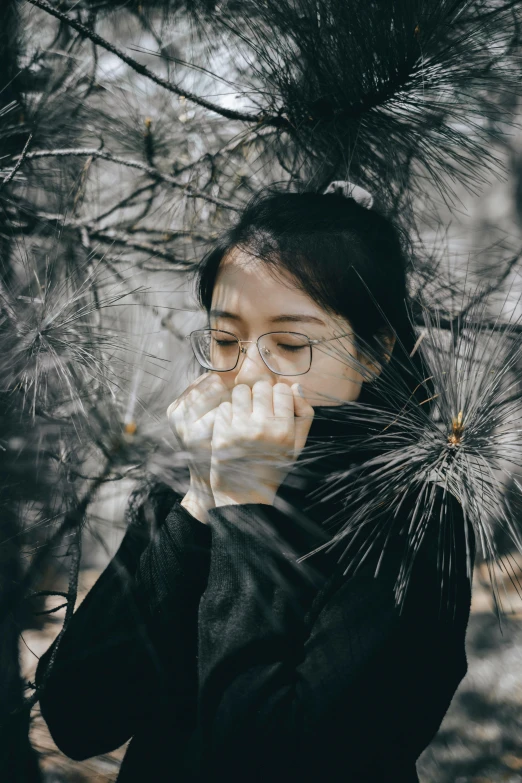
[36,411,475,783]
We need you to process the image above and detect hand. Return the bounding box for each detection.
[210,380,315,507]
[167,372,232,521]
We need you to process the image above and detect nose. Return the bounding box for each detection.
[233,341,277,387]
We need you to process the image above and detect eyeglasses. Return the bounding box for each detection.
[185,328,354,377]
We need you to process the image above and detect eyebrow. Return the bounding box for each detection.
[209,309,326,326]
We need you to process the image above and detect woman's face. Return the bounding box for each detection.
[207,248,379,406]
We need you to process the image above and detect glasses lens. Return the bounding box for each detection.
[258,332,311,375]
[191,329,239,371]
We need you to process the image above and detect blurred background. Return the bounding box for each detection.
[2,1,522,781]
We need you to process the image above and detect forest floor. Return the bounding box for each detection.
[21,559,522,783]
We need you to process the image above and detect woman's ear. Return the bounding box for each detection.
[359,327,396,382]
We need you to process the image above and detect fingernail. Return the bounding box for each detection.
[297,384,305,397]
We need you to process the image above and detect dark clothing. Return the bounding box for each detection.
[36,411,475,782]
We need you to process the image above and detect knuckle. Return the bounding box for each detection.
[167,400,179,417]
[168,411,182,430]
[273,428,290,444]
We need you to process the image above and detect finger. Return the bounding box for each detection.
[272,382,294,419]
[191,406,219,445]
[212,400,233,447]
[291,384,315,417]
[199,406,219,429]
[172,372,230,423]
[167,372,213,421]
[191,372,231,407]
[188,407,219,479]
[231,383,253,418]
[171,371,213,408]
[251,379,274,417]
[291,384,315,457]
[203,374,233,411]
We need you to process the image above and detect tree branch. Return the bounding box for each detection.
[88,227,190,266]
[24,0,287,129]
[16,147,240,211]
[1,133,32,186]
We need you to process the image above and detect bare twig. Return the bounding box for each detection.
[88,227,188,265]
[95,182,157,225]
[16,146,240,211]
[89,250,161,316]
[125,226,213,242]
[33,211,214,244]
[1,133,32,186]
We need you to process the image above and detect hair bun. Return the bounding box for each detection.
[323,180,374,210]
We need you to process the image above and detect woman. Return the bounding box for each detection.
[36,188,475,782]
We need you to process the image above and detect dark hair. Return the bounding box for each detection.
[193,187,429,411]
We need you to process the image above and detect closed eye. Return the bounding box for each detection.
[278,343,307,352]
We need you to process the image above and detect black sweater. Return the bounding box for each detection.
[36,414,475,783]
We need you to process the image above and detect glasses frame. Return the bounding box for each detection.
[185,328,355,377]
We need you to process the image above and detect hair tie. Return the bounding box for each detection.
[323,180,374,210]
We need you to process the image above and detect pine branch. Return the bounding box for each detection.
[23,0,287,128]
[414,311,522,337]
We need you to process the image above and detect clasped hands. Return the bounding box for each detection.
[167,372,315,523]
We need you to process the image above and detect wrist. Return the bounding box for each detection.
[213,490,276,508]
[180,485,215,524]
